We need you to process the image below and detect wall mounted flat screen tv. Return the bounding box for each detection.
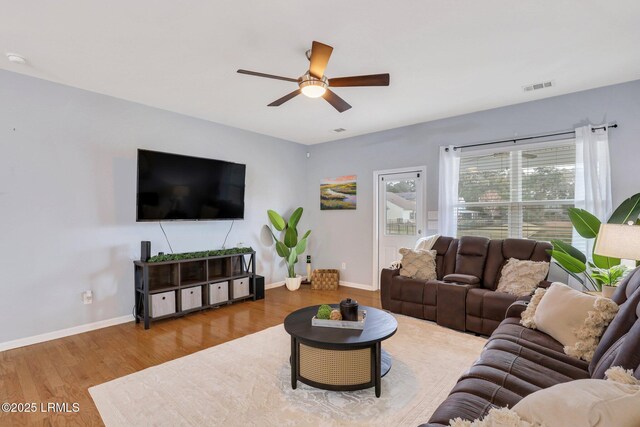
[136,149,245,221]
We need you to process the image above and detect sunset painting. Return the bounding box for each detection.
[320,175,357,210]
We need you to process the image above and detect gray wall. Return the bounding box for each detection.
[2,67,638,344]
[0,70,307,344]
[306,79,640,287]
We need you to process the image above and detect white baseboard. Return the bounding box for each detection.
[0,314,135,353]
[0,281,373,352]
[265,281,373,291]
[265,281,285,290]
[340,281,375,291]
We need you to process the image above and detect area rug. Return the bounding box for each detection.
[89,314,485,427]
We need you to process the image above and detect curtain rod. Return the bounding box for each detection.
[445,123,618,152]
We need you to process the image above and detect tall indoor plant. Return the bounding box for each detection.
[267,207,311,291]
[550,193,640,292]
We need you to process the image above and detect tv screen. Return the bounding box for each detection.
[136,149,245,221]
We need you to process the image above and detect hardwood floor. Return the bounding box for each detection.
[0,286,381,426]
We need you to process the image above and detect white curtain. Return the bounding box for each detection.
[573,124,612,253]
[438,145,460,237]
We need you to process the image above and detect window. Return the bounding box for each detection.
[385,179,417,235]
[456,141,576,242]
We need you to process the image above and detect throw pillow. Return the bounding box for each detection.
[448,407,533,427]
[449,366,640,427]
[389,235,439,269]
[520,287,546,329]
[606,366,640,385]
[399,248,437,280]
[533,282,619,361]
[512,367,640,427]
[496,258,549,297]
[414,234,440,251]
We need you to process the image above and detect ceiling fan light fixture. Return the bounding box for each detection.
[299,73,328,98]
[301,84,326,98]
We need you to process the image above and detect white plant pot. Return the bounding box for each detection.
[602,285,617,299]
[285,276,302,291]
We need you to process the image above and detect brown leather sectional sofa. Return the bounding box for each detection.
[380,236,552,336]
[422,266,640,426]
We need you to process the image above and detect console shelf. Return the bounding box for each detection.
[134,251,257,329]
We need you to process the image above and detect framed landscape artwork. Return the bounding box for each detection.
[320,175,357,210]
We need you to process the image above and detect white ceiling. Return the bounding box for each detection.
[2,1,639,145]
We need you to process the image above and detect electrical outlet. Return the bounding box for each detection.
[82,290,93,305]
[341,262,347,270]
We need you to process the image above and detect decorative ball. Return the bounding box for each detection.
[317,304,332,320]
[330,309,342,321]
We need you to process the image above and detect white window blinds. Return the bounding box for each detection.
[456,141,576,242]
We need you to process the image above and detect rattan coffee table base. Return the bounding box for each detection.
[296,343,392,391]
[290,338,392,397]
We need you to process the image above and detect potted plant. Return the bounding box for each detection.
[549,193,640,292]
[267,207,311,291]
[590,265,628,298]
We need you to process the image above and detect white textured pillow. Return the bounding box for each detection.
[449,367,640,427]
[606,366,640,385]
[414,234,440,251]
[533,282,619,361]
[496,258,549,296]
[399,248,437,280]
[513,368,640,427]
[520,287,546,329]
[448,407,534,427]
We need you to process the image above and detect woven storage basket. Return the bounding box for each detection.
[311,269,340,290]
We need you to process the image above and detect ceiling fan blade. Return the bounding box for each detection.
[308,41,333,79]
[329,73,390,87]
[268,89,301,107]
[237,69,298,83]
[322,89,352,113]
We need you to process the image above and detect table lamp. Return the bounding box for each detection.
[594,223,640,260]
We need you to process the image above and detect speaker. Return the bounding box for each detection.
[254,275,265,300]
[141,241,151,261]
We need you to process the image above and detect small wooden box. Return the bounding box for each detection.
[232,277,250,299]
[209,281,229,305]
[150,291,176,318]
[311,269,340,290]
[180,286,202,311]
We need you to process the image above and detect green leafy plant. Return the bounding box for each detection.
[148,247,254,263]
[590,265,628,287]
[550,193,640,291]
[267,207,311,278]
[316,304,332,320]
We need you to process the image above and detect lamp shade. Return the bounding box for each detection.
[594,224,640,260]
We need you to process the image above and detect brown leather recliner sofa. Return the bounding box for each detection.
[380,236,552,336]
[422,266,640,426]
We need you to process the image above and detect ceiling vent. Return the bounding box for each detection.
[333,128,347,133]
[523,80,554,92]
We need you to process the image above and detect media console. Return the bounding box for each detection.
[134,251,257,329]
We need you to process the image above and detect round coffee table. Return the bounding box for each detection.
[284,305,398,397]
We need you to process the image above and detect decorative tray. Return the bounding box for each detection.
[311,310,367,330]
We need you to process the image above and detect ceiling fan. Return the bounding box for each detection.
[237,41,390,113]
